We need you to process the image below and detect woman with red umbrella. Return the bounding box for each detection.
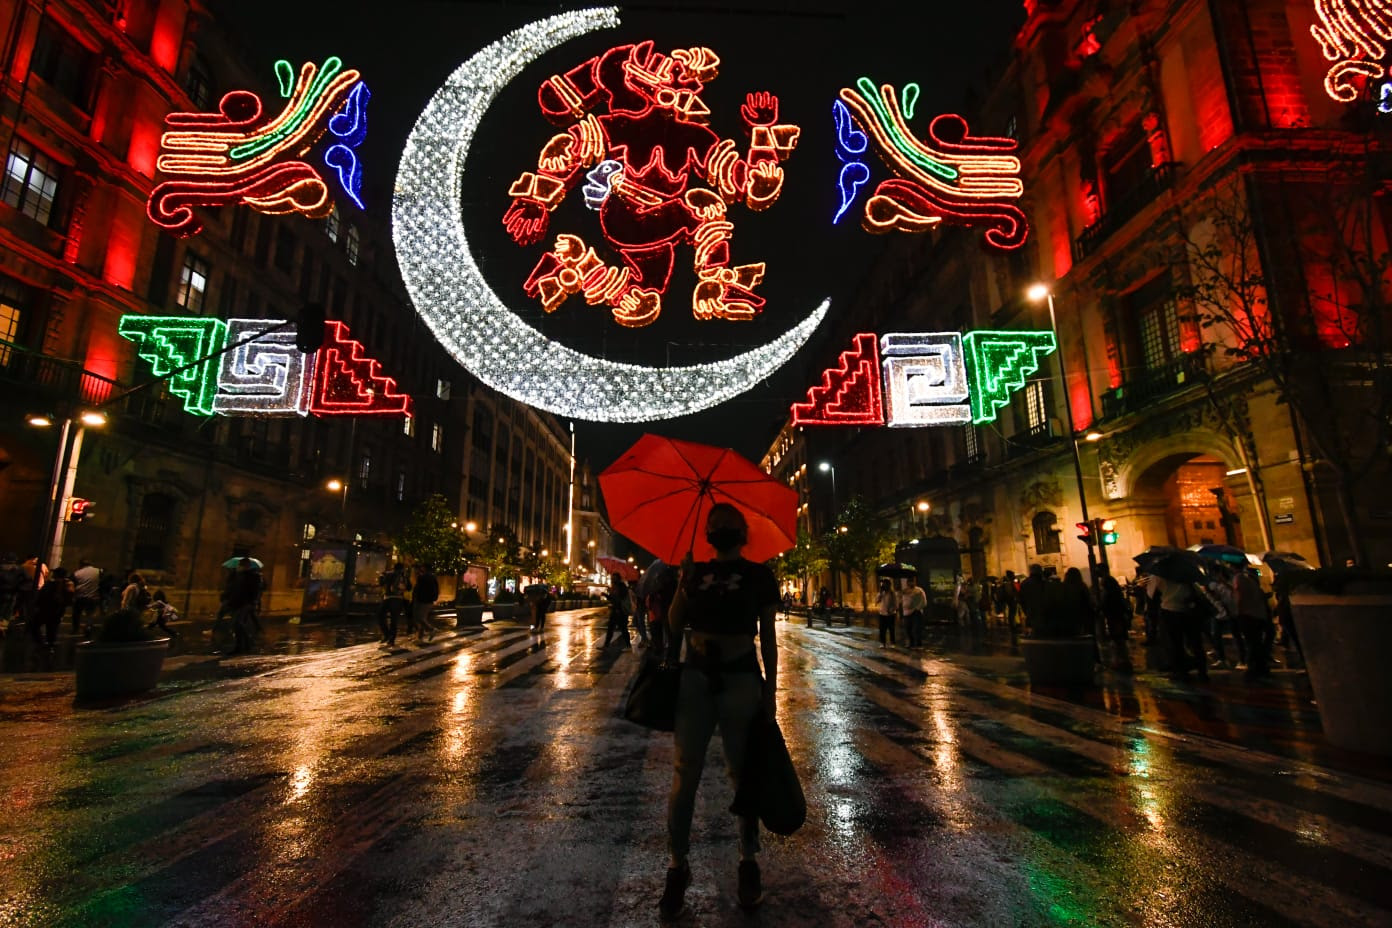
[658,502,780,920]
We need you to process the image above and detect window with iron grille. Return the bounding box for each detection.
[1139,298,1183,370]
[396,470,407,502]
[176,253,210,312]
[184,56,212,110]
[402,415,415,438]
[133,493,176,570]
[0,277,26,365]
[963,423,980,460]
[325,204,340,242]
[1024,379,1047,431]
[2,139,61,226]
[1032,510,1061,554]
[30,17,95,108]
[358,447,372,489]
[432,423,444,452]
[435,378,451,401]
[346,224,360,266]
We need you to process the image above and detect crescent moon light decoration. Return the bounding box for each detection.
[392,7,829,423]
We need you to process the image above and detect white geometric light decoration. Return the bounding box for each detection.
[880,332,972,427]
[391,7,828,423]
[213,318,316,416]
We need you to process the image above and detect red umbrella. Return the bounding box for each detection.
[599,434,798,564]
[597,556,639,582]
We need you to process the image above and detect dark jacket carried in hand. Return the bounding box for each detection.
[731,716,805,836]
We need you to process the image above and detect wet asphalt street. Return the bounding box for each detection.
[3,609,1391,928]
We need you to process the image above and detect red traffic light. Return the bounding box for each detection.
[68,498,93,522]
[1076,521,1094,545]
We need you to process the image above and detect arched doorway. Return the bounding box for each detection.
[1132,453,1245,549]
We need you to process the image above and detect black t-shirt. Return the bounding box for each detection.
[682,558,780,636]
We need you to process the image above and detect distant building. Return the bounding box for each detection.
[0,0,572,613]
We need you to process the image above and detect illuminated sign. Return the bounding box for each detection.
[118,315,411,418]
[833,78,1027,250]
[392,9,828,425]
[505,40,801,327]
[792,330,1056,427]
[1311,0,1392,103]
[147,57,370,235]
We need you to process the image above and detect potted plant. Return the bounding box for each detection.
[1285,567,1392,755]
[75,610,171,701]
[490,589,524,621]
[454,583,485,628]
[1020,572,1097,687]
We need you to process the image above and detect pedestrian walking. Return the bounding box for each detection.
[377,562,410,647]
[70,560,101,633]
[998,570,1020,645]
[224,559,262,654]
[644,561,678,656]
[1147,573,1208,682]
[413,564,440,643]
[660,503,781,920]
[1017,564,1048,638]
[33,567,74,647]
[525,583,553,634]
[1232,568,1272,680]
[603,573,633,648]
[875,578,898,646]
[899,576,927,647]
[1099,571,1133,671]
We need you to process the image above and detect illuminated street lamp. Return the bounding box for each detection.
[325,477,349,527]
[1027,282,1098,586]
[32,409,108,567]
[465,521,477,532]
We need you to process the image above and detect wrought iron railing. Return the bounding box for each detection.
[1073,162,1176,261]
[1100,352,1208,419]
[0,338,120,407]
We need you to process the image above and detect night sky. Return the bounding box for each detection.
[221,0,1025,469]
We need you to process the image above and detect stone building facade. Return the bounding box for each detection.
[0,0,574,614]
[771,0,1391,598]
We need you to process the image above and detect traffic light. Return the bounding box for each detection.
[67,498,93,522]
[296,301,326,353]
[1100,519,1119,545]
[1076,521,1094,545]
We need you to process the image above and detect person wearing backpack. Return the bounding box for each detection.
[412,564,440,644]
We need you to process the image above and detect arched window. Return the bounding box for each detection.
[133,493,176,570]
[1032,510,1061,555]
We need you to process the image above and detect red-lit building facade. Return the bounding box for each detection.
[775,0,1391,597]
[0,0,573,614]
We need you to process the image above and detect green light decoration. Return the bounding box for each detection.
[229,56,345,161]
[117,316,228,416]
[274,59,296,98]
[962,329,1058,425]
[899,82,919,120]
[854,77,957,181]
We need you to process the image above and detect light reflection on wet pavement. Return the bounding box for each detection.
[2,611,1390,927]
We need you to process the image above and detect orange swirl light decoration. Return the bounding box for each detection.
[1311,0,1392,102]
[837,77,1027,250]
[147,57,362,236]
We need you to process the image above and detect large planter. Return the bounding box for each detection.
[75,638,170,701]
[1021,637,1097,686]
[1291,589,1392,755]
[455,604,485,628]
[489,603,525,621]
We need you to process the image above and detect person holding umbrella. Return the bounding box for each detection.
[1146,555,1208,682]
[661,502,780,918]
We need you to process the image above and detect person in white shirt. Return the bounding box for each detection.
[71,560,101,633]
[899,577,928,647]
[1146,574,1207,682]
[875,578,898,646]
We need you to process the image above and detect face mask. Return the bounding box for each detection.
[706,527,744,551]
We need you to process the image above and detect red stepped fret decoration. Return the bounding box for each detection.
[310,321,412,416]
[790,333,884,426]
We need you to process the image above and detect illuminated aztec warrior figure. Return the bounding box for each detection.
[146,57,369,236]
[502,41,800,328]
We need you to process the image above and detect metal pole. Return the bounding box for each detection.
[49,424,85,569]
[1047,293,1100,587]
[39,416,72,568]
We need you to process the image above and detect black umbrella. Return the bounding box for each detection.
[1133,545,1184,570]
[876,562,918,578]
[1147,553,1207,585]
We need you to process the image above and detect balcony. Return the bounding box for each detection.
[1073,162,1176,261]
[1100,353,1207,419]
[1005,419,1063,460]
[0,338,118,407]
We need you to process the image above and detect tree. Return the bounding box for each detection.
[397,495,468,574]
[1176,168,1392,564]
[477,523,524,582]
[774,527,828,602]
[823,496,895,611]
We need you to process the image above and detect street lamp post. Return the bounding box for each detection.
[818,460,839,604]
[32,409,107,568]
[915,499,930,537]
[325,478,349,534]
[1027,283,1098,586]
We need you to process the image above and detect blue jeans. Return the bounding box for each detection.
[668,666,761,863]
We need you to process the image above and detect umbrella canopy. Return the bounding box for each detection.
[597,556,639,582]
[1188,544,1250,565]
[1147,552,1207,585]
[1133,545,1184,570]
[876,562,918,578]
[599,434,798,564]
[222,556,264,569]
[1262,550,1313,574]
